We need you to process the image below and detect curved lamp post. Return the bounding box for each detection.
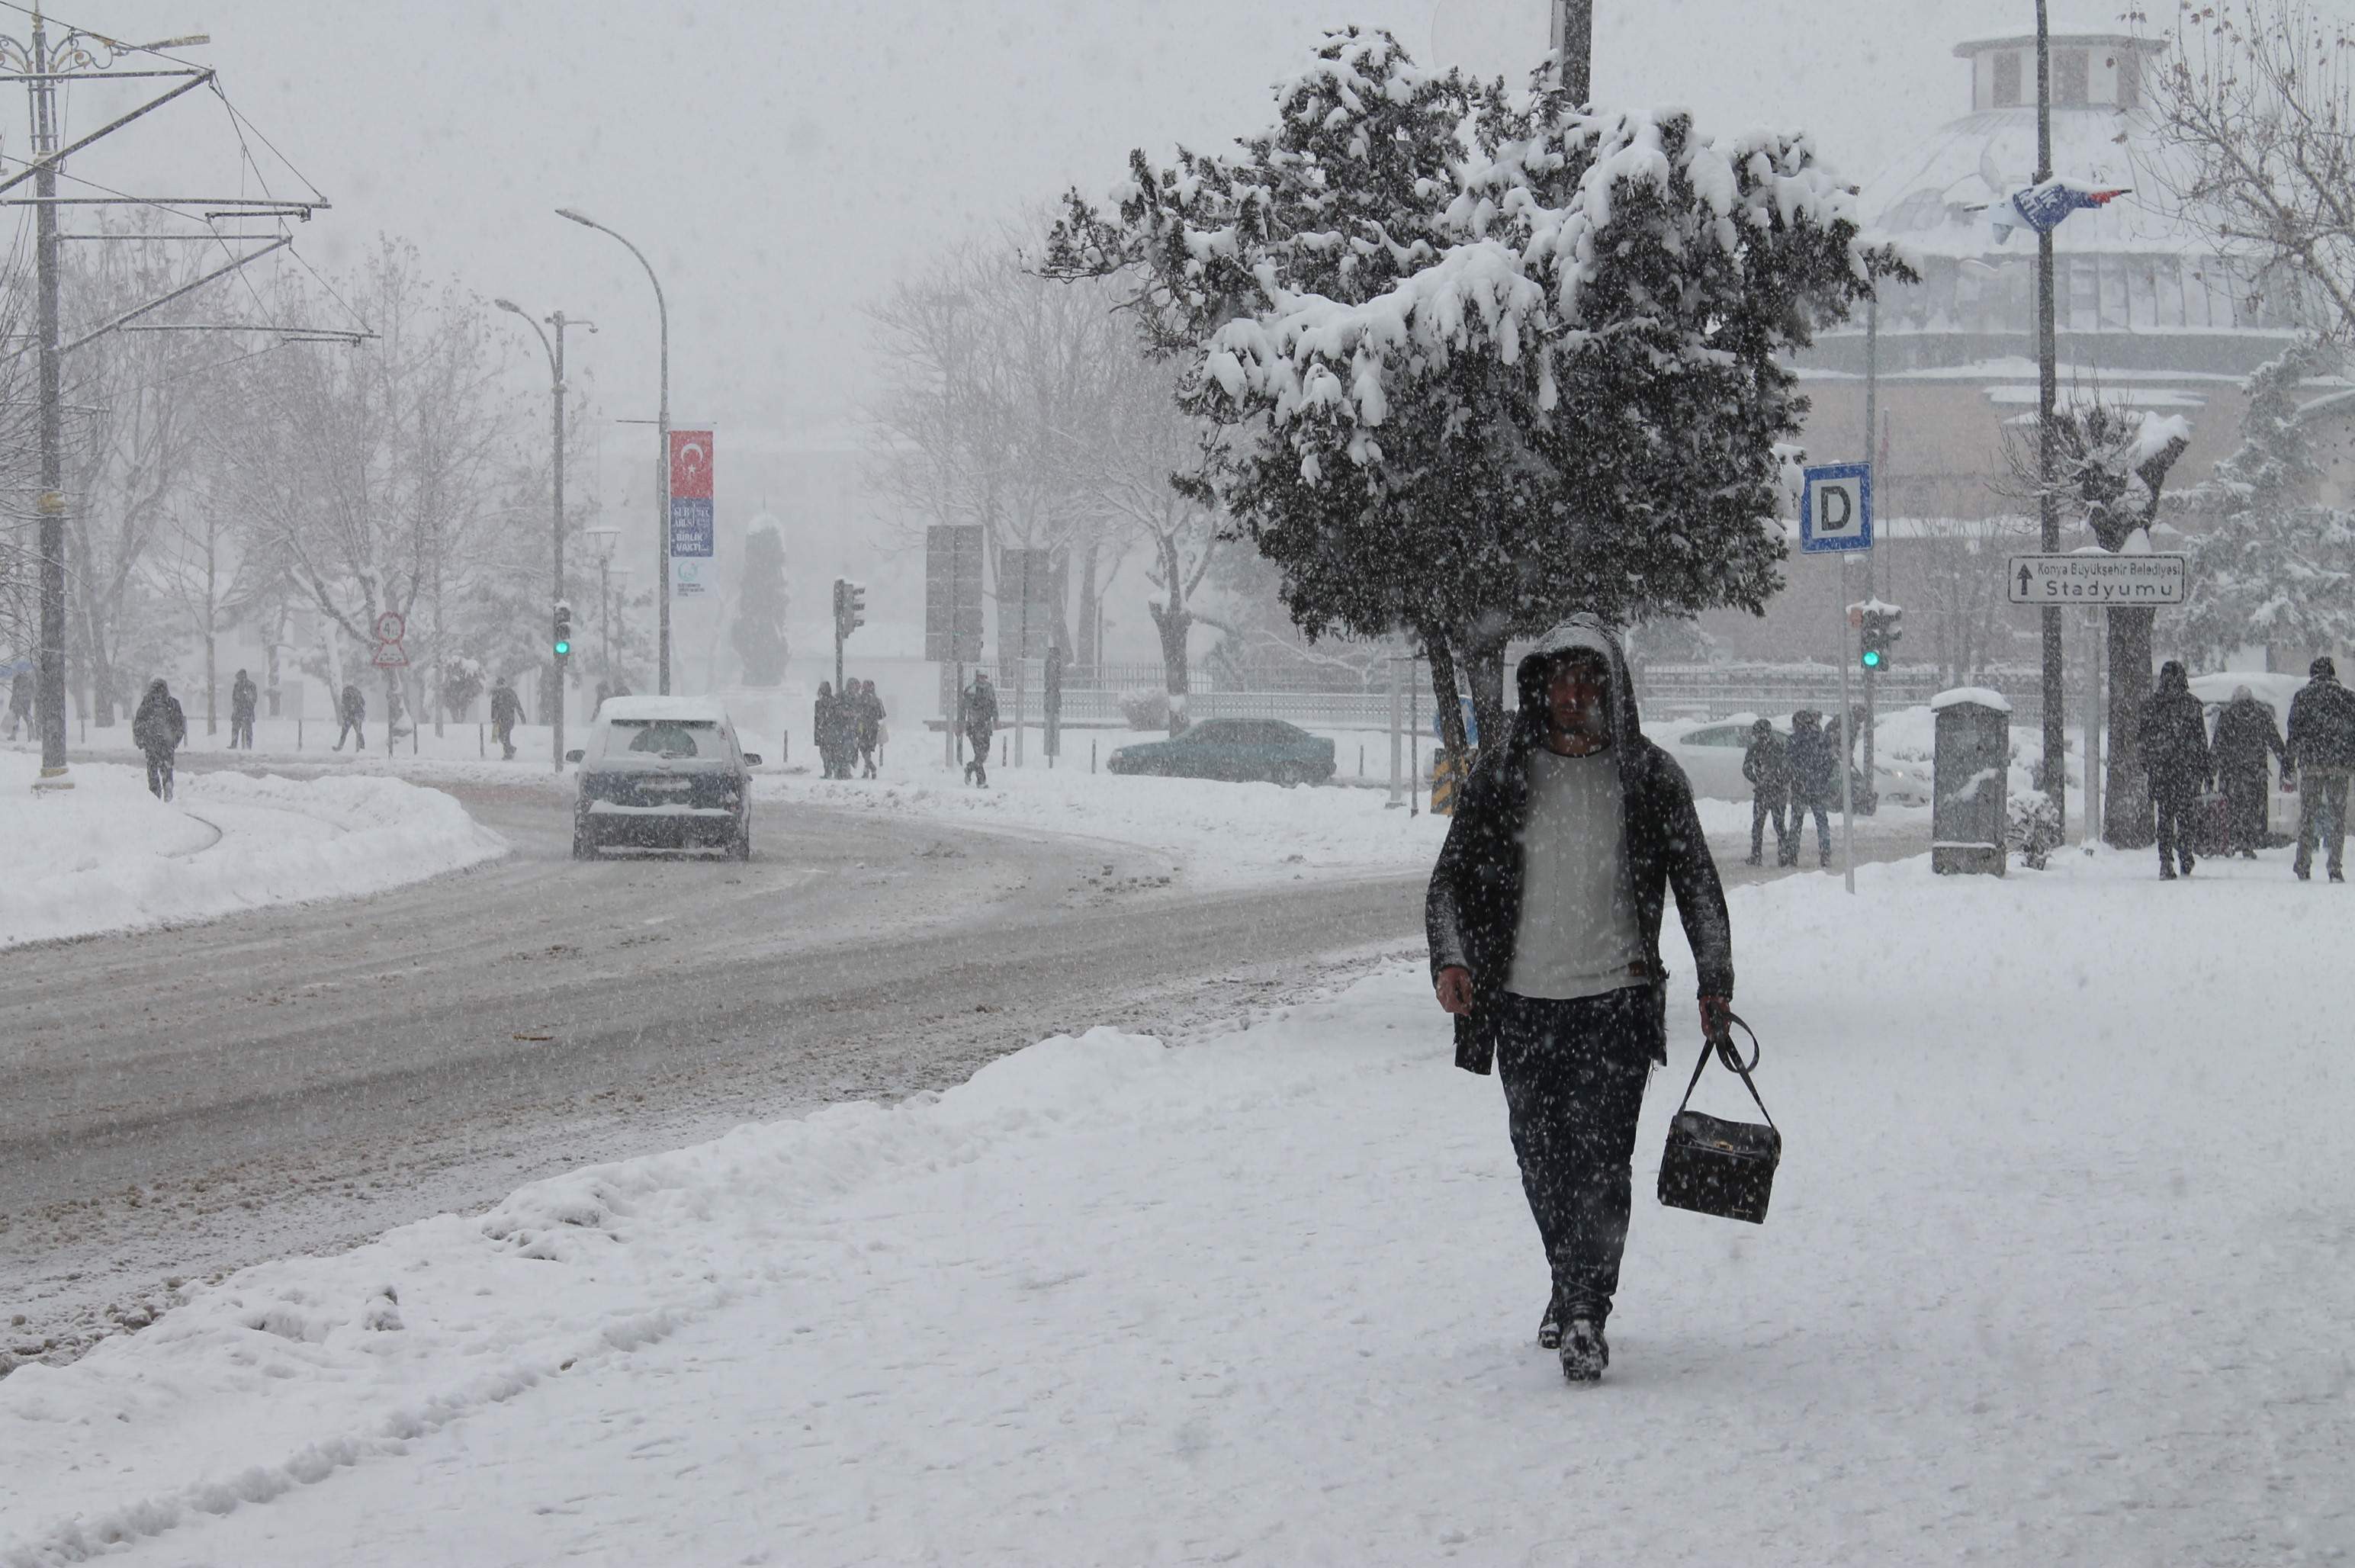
[555,207,671,695]
[494,297,593,771]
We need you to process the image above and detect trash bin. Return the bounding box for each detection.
[1932,688,2011,876]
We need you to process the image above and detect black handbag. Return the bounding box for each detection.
[1657,1012,1781,1225]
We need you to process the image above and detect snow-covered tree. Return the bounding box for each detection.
[2004,394,2195,846]
[733,522,790,685]
[1046,29,1900,752]
[2180,339,2355,667]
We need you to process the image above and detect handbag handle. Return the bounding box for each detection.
[1673,1010,1776,1133]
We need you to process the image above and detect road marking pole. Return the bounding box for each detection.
[1840,563,1855,895]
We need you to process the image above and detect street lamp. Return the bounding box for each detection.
[496,297,593,773]
[555,206,671,696]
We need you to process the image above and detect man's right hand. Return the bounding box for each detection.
[1435,966,1475,1017]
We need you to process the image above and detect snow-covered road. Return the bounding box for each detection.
[6,846,2345,1566]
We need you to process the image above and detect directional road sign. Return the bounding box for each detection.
[1800,463,1872,554]
[2006,553,2186,606]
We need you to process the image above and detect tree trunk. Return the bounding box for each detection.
[1149,597,1191,734]
[2103,606,2155,848]
[1460,637,1508,760]
[1424,633,1470,760]
[1075,541,1101,676]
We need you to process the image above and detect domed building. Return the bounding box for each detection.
[1708,22,2334,683]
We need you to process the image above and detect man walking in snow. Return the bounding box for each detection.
[961,671,999,787]
[2138,660,2213,880]
[2286,655,2355,882]
[489,676,524,761]
[131,677,187,799]
[6,667,31,741]
[1426,619,1733,1385]
[2211,686,2285,859]
[1785,709,1837,869]
[229,668,258,750]
[333,681,365,753]
[1740,717,1791,866]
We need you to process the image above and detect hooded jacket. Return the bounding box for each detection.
[1425,617,1733,1074]
[131,679,185,756]
[2138,661,2212,792]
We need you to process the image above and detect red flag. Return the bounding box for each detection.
[669,430,714,500]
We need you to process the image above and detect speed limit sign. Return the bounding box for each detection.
[374,610,406,644]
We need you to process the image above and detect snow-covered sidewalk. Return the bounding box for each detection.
[0,753,507,949]
[5,847,2347,1565]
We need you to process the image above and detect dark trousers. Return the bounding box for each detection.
[336,718,363,750]
[2294,770,2350,876]
[2154,782,2197,872]
[965,729,991,785]
[1749,791,1789,863]
[1494,986,1660,1326]
[145,750,174,800]
[493,721,515,760]
[1791,788,1832,860]
[2220,769,2267,853]
[230,713,254,749]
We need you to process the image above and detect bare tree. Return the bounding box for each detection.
[864,237,1129,670]
[2153,0,2355,339]
[210,242,516,747]
[1913,510,2035,686]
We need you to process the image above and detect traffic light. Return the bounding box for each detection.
[553,602,573,660]
[832,579,866,642]
[1859,604,1903,671]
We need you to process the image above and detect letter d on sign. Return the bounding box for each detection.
[1822,485,1852,534]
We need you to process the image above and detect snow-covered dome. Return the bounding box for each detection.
[1828,26,2308,367]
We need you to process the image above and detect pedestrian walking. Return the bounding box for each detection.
[1785,708,1837,868]
[229,669,258,750]
[2286,655,2355,882]
[1426,620,1734,1386]
[131,677,187,800]
[8,666,34,741]
[2138,660,2213,880]
[1740,717,1792,867]
[961,671,999,787]
[333,681,365,753]
[489,676,524,761]
[814,682,843,779]
[2210,685,2286,860]
[856,680,885,779]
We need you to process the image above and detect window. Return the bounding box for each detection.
[609,718,715,757]
[2113,52,2140,108]
[1992,50,2022,107]
[2055,49,2090,107]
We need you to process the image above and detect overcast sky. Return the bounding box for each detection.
[23,0,2072,450]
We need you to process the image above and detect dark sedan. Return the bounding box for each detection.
[1105,718,1335,786]
[567,697,760,860]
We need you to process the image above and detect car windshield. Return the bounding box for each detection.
[606,718,718,760]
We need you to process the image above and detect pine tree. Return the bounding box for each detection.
[2180,339,2355,670]
[1046,29,1900,751]
[733,523,789,686]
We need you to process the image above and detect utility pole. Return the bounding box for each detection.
[1,15,333,790]
[1549,0,1594,101]
[2035,0,2067,835]
[1862,292,1879,798]
[495,300,594,771]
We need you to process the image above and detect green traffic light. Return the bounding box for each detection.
[554,640,570,657]
[1861,650,1881,668]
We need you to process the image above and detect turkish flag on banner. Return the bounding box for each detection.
[669,430,714,500]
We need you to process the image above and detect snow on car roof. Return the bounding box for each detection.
[596,696,733,725]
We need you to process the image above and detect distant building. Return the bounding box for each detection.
[1704,23,2337,682]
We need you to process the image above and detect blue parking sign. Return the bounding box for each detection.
[1800,463,1872,554]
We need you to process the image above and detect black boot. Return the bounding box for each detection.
[1560,1317,1609,1384]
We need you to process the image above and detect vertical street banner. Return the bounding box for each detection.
[670,429,714,598]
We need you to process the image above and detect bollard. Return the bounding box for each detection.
[1358,744,1364,779]
[1091,739,1097,774]
[297,718,303,750]
[478,723,484,757]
